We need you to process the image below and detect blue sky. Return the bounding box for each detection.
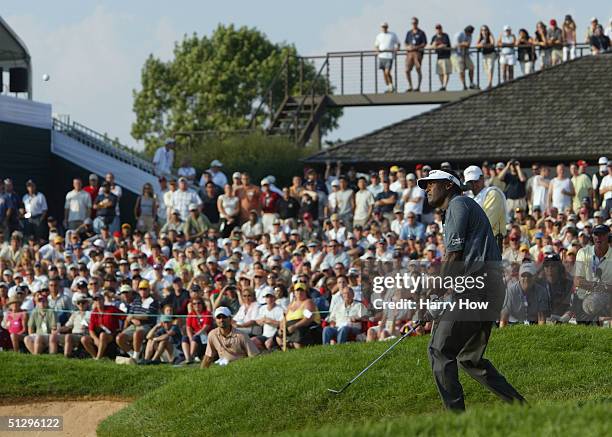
[4,1,611,149]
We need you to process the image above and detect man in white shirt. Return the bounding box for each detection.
[172,177,202,221]
[254,291,284,350]
[64,178,91,230]
[205,160,228,188]
[531,165,550,212]
[177,158,196,183]
[599,162,612,217]
[374,22,400,92]
[328,177,354,227]
[322,287,367,344]
[548,164,575,213]
[152,138,175,176]
[354,177,375,227]
[402,173,425,219]
[22,180,48,241]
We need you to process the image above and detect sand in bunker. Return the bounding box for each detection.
[0,400,128,437]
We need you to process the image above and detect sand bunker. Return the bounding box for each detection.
[0,400,128,436]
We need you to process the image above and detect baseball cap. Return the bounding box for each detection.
[389,165,399,173]
[214,307,232,318]
[597,157,608,165]
[206,256,217,264]
[294,282,308,291]
[138,280,150,289]
[534,232,544,239]
[422,165,432,172]
[495,162,505,169]
[503,24,511,31]
[417,170,462,190]
[463,165,483,183]
[189,203,199,211]
[576,160,588,167]
[519,263,537,276]
[381,21,388,27]
[232,171,241,179]
[331,180,340,187]
[119,284,133,294]
[406,173,416,181]
[210,159,223,167]
[425,244,437,252]
[3,269,12,276]
[260,178,269,186]
[594,211,603,218]
[593,224,610,235]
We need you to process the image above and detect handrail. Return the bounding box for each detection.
[292,56,329,144]
[248,55,289,129]
[52,118,155,174]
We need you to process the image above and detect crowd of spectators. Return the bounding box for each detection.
[374,15,612,92]
[0,153,610,366]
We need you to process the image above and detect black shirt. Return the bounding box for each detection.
[161,289,190,315]
[278,196,300,220]
[200,192,220,224]
[431,33,451,59]
[503,173,526,200]
[375,190,397,213]
[405,29,427,51]
[95,193,118,219]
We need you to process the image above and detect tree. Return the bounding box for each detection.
[132,24,341,154]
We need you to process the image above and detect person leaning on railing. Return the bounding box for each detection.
[534,21,550,69]
[476,25,497,89]
[516,29,536,76]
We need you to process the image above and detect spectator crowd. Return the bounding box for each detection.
[0,151,610,367]
[374,15,612,92]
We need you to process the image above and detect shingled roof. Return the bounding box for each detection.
[306,53,612,167]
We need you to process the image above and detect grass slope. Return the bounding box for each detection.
[99,326,611,436]
[1,326,610,436]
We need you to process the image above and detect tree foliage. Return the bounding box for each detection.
[132,24,342,154]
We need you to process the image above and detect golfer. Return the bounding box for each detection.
[417,169,525,411]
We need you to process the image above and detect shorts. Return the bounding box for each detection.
[122,324,153,337]
[483,53,497,73]
[405,51,423,70]
[378,58,393,71]
[436,58,452,75]
[499,52,515,66]
[57,333,84,347]
[452,54,474,72]
[551,48,563,63]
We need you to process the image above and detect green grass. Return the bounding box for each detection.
[1,326,611,436]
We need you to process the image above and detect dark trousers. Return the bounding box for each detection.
[428,319,525,411]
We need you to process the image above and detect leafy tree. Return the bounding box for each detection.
[132,24,341,154]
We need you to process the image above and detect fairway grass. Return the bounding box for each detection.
[1,325,610,436]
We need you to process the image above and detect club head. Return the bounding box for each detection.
[327,388,341,395]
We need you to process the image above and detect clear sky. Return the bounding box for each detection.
[4,1,611,149]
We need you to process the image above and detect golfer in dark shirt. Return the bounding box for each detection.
[417,169,525,411]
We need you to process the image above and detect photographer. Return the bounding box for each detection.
[497,160,527,220]
[573,224,611,322]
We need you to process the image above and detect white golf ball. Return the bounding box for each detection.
[42,74,50,81]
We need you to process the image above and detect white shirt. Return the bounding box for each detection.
[157,188,169,220]
[64,190,92,222]
[550,177,572,211]
[23,192,48,218]
[257,304,285,338]
[531,175,549,210]
[153,146,174,175]
[203,170,228,189]
[367,183,383,198]
[329,189,353,217]
[354,190,375,222]
[375,32,400,59]
[178,166,196,180]
[403,186,425,216]
[601,175,612,200]
[172,189,202,221]
[328,299,366,329]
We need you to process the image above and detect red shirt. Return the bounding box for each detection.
[186,310,213,334]
[83,185,99,217]
[260,191,280,214]
[89,305,124,334]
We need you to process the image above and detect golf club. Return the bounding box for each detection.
[327,321,424,395]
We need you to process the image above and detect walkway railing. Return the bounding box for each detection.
[299,43,593,96]
[52,118,155,174]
